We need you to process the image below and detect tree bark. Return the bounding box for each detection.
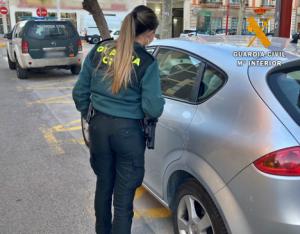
[161,0,173,39]
[82,0,111,40]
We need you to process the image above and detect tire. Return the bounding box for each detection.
[91,36,100,44]
[71,65,81,75]
[7,51,16,70]
[81,116,90,148]
[172,178,227,234]
[16,59,28,79]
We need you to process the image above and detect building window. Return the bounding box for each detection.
[261,0,275,6]
[200,0,222,3]
[48,12,57,18]
[15,12,32,23]
[231,17,238,29]
[61,12,77,28]
[211,18,222,31]
[230,0,240,4]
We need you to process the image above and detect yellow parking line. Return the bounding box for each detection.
[0,43,6,48]
[28,94,72,105]
[66,138,85,145]
[24,79,75,89]
[52,119,81,133]
[26,86,74,90]
[134,207,172,219]
[40,128,65,155]
[135,187,146,200]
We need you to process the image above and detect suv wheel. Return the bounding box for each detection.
[71,65,81,75]
[16,59,28,79]
[81,116,89,148]
[173,179,227,234]
[7,51,16,70]
[91,36,100,44]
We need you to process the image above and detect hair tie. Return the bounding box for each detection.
[132,11,137,19]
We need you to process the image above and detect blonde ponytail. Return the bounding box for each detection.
[109,14,136,94]
[99,6,158,94]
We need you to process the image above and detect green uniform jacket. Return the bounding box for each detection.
[72,40,165,119]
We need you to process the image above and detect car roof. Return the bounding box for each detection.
[151,35,300,63]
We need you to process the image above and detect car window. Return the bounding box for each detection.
[13,22,26,38]
[146,46,156,55]
[198,65,225,101]
[268,69,300,125]
[27,23,76,40]
[156,48,202,102]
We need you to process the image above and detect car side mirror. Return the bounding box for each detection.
[4,33,12,40]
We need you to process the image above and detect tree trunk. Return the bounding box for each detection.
[161,0,173,39]
[236,0,247,35]
[82,0,111,40]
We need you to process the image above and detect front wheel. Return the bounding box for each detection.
[173,179,227,234]
[7,51,16,70]
[81,116,89,148]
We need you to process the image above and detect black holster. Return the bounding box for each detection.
[142,118,158,150]
[85,103,95,124]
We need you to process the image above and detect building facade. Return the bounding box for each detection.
[0,0,146,34]
[0,0,300,36]
[186,0,300,35]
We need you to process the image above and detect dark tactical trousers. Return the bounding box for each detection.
[89,111,146,234]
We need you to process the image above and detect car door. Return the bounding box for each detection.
[12,22,26,62]
[143,47,204,197]
[6,26,15,60]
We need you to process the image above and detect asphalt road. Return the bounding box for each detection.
[0,45,173,234]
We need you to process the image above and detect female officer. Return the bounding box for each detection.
[72,5,165,234]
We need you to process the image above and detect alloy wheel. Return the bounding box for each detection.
[177,195,214,234]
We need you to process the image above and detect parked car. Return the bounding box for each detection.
[180,29,198,38]
[81,26,102,44]
[82,36,300,234]
[110,29,120,40]
[4,19,82,79]
[215,28,237,35]
[180,29,215,38]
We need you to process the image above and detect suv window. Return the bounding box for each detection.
[156,48,202,102]
[198,65,225,101]
[268,69,300,125]
[27,22,75,40]
[13,21,26,38]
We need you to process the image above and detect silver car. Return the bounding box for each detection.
[82,36,300,234]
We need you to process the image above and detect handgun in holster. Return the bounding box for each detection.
[85,103,95,124]
[142,118,158,150]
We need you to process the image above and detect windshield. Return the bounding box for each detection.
[268,68,300,125]
[27,22,75,40]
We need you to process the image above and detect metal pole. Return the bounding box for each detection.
[56,0,61,20]
[2,14,8,33]
[225,0,230,35]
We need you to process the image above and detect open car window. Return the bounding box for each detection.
[156,48,202,102]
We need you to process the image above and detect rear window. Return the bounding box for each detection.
[27,23,76,40]
[268,69,300,125]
